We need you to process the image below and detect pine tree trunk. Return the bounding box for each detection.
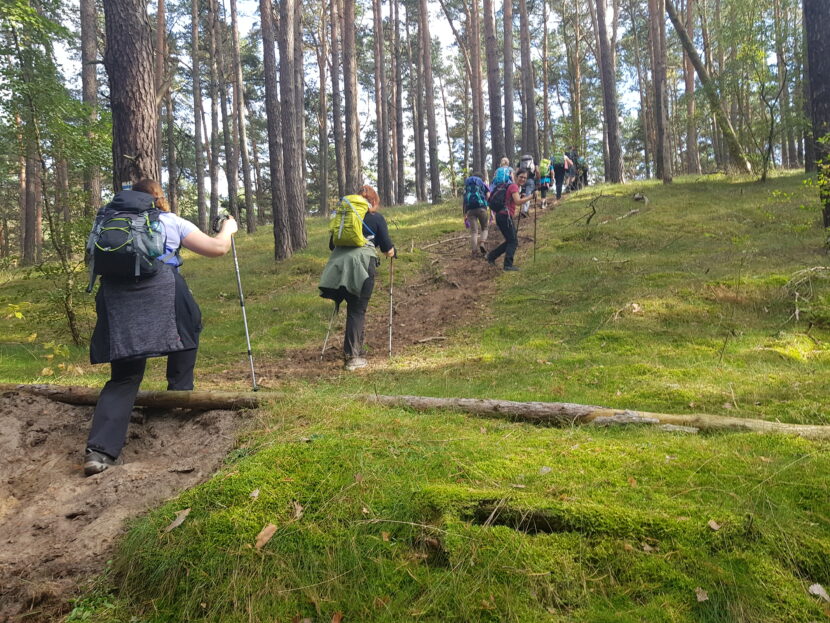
[483,0,504,172]
[230,0,255,233]
[280,0,307,251]
[191,0,207,230]
[213,0,239,217]
[439,73,457,196]
[802,5,815,174]
[518,0,538,163]
[628,0,651,177]
[155,0,165,174]
[342,0,361,192]
[596,0,623,182]
[683,0,700,174]
[649,0,670,181]
[22,136,38,266]
[393,0,405,204]
[469,0,485,175]
[419,0,441,203]
[207,0,221,223]
[330,0,346,198]
[316,1,329,217]
[408,16,427,202]
[166,93,178,212]
[503,0,515,161]
[541,0,549,159]
[803,0,830,226]
[373,0,391,204]
[103,0,160,188]
[260,0,290,259]
[80,0,100,216]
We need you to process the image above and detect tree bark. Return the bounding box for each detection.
[803,0,830,226]
[518,0,538,163]
[208,0,221,223]
[665,0,751,175]
[166,92,178,212]
[483,0,504,172]
[191,0,207,231]
[330,0,346,198]
[155,0,166,174]
[419,0,442,203]
[80,0,101,216]
[503,0,515,161]
[103,0,160,188]
[392,0,405,203]
[230,0,256,233]
[316,1,329,217]
[373,0,392,204]
[342,0,362,192]
[279,0,307,251]
[595,0,623,183]
[408,16,427,202]
[648,0,671,182]
[683,0,700,174]
[214,0,239,219]
[260,0,290,259]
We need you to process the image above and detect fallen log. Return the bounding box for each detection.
[3,384,829,441]
[0,383,265,410]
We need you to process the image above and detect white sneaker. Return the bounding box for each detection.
[344,357,368,371]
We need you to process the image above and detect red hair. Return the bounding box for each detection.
[358,185,380,209]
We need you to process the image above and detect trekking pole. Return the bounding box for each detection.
[533,194,538,264]
[388,256,394,358]
[214,213,258,391]
[320,303,338,360]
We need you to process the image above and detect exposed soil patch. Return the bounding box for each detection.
[0,391,241,622]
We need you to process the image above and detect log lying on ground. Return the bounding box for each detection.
[3,384,829,441]
[0,383,265,410]
[365,395,830,441]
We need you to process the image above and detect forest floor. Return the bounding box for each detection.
[0,200,553,622]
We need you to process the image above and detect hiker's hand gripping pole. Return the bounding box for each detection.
[213,212,258,391]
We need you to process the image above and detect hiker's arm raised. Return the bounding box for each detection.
[181,217,237,257]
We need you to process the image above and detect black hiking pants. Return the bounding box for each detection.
[343,259,377,359]
[553,164,566,199]
[86,347,198,459]
[487,212,518,269]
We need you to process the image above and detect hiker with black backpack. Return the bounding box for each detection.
[319,185,395,371]
[486,168,534,272]
[551,150,575,202]
[462,172,490,257]
[83,179,237,476]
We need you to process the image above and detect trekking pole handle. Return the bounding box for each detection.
[212,211,233,234]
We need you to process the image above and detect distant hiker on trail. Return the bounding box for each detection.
[84,179,237,477]
[538,157,551,207]
[486,167,534,272]
[319,185,395,371]
[491,157,514,190]
[517,154,537,218]
[576,154,589,189]
[463,172,491,257]
[551,150,575,202]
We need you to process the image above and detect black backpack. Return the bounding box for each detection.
[86,190,167,292]
[488,183,510,213]
[463,178,487,212]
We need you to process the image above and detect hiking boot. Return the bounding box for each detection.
[83,449,117,476]
[479,243,487,255]
[503,266,520,272]
[344,357,368,371]
[486,257,497,267]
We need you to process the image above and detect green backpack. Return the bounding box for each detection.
[329,194,374,247]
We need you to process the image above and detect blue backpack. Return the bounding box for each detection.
[463,177,488,212]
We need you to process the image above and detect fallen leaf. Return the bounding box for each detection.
[722,402,733,410]
[331,612,344,623]
[373,596,390,609]
[642,542,654,552]
[623,543,634,552]
[629,302,643,314]
[695,587,709,602]
[707,520,721,531]
[809,583,830,602]
[381,531,390,542]
[44,353,54,360]
[539,466,552,475]
[291,500,304,520]
[759,456,773,463]
[255,523,277,549]
[354,473,364,483]
[510,483,527,489]
[249,489,260,500]
[688,401,697,408]
[41,367,53,376]
[26,332,37,342]
[628,476,638,488]
[164,508,191,533]
[361,506,370,515]
[479,427,487,434]
[665,455,677,462]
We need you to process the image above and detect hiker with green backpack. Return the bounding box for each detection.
[319,185,396,371]
[462,172,491,257]
[83,179,237,476]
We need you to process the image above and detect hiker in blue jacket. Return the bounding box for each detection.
[462,172,490,257]
[84,179,237,476]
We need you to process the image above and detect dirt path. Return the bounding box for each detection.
[255,207,548,381]
[0,203,554,621]
[0,392,241,622]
